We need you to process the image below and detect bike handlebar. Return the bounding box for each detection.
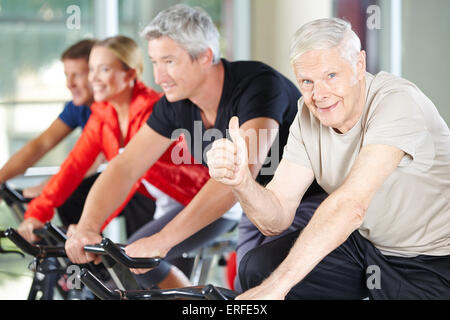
[201,284,230,300]
[1,228,66,258]
[78,268,237,300]
[43,223,68,243]
[0,183,31,204]
[1,228,239,300]
[1,227,160,269]
[32,223,67,246]
[84,238,161,269]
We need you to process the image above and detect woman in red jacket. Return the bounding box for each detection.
[17,35,215,287]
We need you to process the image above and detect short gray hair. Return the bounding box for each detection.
[141,4,221,64]
[289,18,361,68]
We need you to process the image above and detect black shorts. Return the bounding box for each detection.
[56,173,100,226]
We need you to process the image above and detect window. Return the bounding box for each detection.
[0,0,95,167]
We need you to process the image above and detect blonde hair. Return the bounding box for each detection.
[95,35,144,78]
[290,18,361,69]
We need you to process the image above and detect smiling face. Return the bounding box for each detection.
[147,36,207,102]
[88,46,135,103]
[293,47,366,133]
[63,58,93,106]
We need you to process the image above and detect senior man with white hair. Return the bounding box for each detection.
[207,18,450,299]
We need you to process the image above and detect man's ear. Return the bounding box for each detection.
[356,50,366,80]
[198,48,214,66]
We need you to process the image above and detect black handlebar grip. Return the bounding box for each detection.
[84,240,125,255]
[0,183,28,204]
[78,268,122,300]
[44,223,68,242]
[4,228,67,258]
[83,243,105,255]
[202,284,228,300]
[4,228,39,256]
[100,238,161,269]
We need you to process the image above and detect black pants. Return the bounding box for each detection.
[234,192,327,292]
[240,229,450,300]
[56,173,101,227]
[57,173,156,237]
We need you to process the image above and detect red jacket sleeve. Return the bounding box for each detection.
[25,118,102,223]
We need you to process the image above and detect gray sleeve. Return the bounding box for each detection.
[282,110,313,169]
[363,92,435,171]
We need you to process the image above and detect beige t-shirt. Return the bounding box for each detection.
[283,71,450,257]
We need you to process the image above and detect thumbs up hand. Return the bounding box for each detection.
[206,116,251,186]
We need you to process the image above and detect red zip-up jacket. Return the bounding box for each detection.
[24,81,210,229]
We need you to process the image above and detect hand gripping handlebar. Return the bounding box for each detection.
[84,238,161,269]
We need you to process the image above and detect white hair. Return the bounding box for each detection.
[141,4,221,64]
[290,18,361,69]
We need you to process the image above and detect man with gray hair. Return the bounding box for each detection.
[207,17,450,299]
[65,4,326,290]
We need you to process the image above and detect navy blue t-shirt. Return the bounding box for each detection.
[58,101,91,129]
[147,59,302,186]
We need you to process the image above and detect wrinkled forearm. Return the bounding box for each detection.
[233,175,293,236]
